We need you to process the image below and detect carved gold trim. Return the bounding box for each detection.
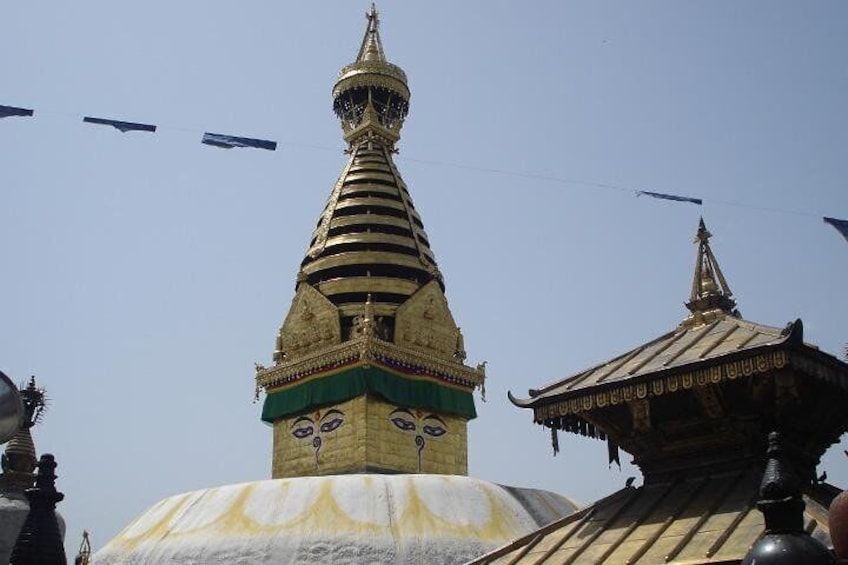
[257,330,485,393]
[532,351,789,422]
[333,67,410,100]
[395,281,460,360]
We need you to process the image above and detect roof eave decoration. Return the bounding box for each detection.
[525,346,790,422]
[510,322,848,425]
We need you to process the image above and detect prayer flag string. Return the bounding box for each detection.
[1,100,844,241]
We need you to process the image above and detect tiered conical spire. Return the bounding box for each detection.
[256,7,483,479]
[293,5,440,347]
[2,378,46,491]
[682,218,739,327]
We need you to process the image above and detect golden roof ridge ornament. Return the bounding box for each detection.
[682,218,739,328]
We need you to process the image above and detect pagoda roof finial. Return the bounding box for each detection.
[682,218,739,327]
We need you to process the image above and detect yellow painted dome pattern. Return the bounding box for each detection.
[94,475,578,565]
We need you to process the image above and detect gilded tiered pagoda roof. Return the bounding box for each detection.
[498,219,848,564]
[510,219,848,478]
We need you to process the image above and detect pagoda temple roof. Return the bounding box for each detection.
[466,469,837,565]
[510,315,799,411]
[509,219,848,416]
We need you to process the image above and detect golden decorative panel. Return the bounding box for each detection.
[395,280,462,362]
[272,395,468,478]
[275,284,341,363]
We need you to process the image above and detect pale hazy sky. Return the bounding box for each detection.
[2,1,847,556]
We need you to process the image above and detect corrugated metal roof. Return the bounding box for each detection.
[466,470,833,565]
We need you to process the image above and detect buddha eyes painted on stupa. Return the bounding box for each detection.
[389,408,447,435]
[290,409,346,438]
[290,409,347,471]
[389,407,448,471]
[422,423,447,437]
[319,411,345,433]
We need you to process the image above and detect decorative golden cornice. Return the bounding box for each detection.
[333,67,409,101]
[256,329,485,393]
[531,350,788,422]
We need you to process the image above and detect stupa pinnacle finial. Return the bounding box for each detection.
[357,4,385,63]
[333,5,410,149]
[682,218,739,327]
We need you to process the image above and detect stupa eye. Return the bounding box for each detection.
[391,417,416,432]
[320,418,344,433]
[291,426,314,439]
[422,425,446,438]
[290,416,316,440]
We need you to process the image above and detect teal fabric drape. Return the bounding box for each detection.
[262,366,477,422]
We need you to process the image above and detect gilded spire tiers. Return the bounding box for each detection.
[681,218,739,328]
[256,7,484,479]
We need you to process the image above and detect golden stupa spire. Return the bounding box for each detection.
[682,218,738,327]
[256,7,484,479]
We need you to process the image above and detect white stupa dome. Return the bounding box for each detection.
[93,474,577,565]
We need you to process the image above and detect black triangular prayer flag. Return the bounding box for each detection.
[202,132,277,151]
[0,105,34,119]
[824,216,848,244]
[83,116,157,133]
[638,190,702,206]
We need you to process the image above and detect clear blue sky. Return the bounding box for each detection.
[2,1,847,555]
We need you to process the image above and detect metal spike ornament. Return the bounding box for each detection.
[2,378,47,490]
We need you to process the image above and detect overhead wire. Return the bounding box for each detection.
[0,101,844,233]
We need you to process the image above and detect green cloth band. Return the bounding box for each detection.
[262,365,477,422]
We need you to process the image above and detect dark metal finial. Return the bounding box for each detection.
[758,432,804,534]
[19,377,46,429]
[741,432,835,564]
[9,454,68,565]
